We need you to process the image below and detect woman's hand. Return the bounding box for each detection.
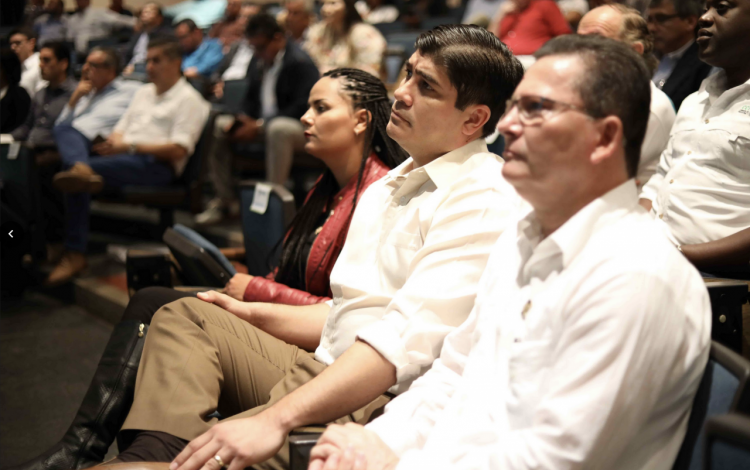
[197,290,254,323]
[225,273,254,301]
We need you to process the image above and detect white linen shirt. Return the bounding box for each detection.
[314,139,522,394]
[19,52,47,97]
[641,70,750,246]
[367,180,711,469]
[112,78,210,177]
[638,82,676,192]
[67,7,136,54]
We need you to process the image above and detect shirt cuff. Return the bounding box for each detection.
[357,320,419,385]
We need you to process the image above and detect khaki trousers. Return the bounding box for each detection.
[121,298,390,470]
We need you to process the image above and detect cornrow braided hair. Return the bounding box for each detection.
[274,68,408,290]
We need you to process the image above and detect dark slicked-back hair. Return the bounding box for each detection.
[40,41,70,73]
[89,46,121,74]
[415,24,524,137]
[175,18,199,31]
[147,36,183,61]
[9,27,37,42]
[535,35,651,178]
[246,13,284,39]
[274,69,407,289]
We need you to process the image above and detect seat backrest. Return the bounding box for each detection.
[163,227,234,287]
[386,32,421,59]
[672,341,750,470]
[180,110,218,213]
[172,224,237,275]
[238,181,295,276]
[704,413,750,470]
[374,21,407,36]
[220,79,249,114]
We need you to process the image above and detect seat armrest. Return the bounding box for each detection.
[289,427,326,470]
[173,286,225,294]
[220,247,247,261]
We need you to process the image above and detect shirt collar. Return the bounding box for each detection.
[700,69,750,104]
[158,77,187,99]
[385,139,490,188]
[665,39,694,61]
[518,179,639,271]
[23,52,38,70]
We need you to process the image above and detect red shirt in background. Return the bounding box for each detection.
[497,0,571,56]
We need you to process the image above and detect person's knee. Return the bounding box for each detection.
[152,296,214,328]
[123,287,177,323]
[266,118,303,140]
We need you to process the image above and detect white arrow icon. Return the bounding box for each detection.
[8,230,12,238]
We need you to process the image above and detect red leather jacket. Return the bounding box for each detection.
[243,154,389,305]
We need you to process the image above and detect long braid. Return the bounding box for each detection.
[274,69,408,290]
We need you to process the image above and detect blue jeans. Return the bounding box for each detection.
[52,125,175,253]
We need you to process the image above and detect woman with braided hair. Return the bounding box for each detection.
[11,68,407,470]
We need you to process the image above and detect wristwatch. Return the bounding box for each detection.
[128,143,138,155]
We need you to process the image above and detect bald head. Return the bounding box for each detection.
[578,6,623,39]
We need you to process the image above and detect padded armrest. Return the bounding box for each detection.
[220,246,247,261]
[289,427,326,470]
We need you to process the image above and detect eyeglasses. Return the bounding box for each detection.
[9,39,27,47]
[502,95,593,126]
[646,13,679,24]
[85,61,108,69]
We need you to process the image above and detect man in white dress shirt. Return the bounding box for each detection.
[577,4,676,192]
[640,0,750,275]
[309,34,711,470]
[8,27,47,96]
[107,25,524,470]
[48,38,210,285]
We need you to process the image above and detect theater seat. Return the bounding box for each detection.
[97,111,219,233]
[672,341,750,470]
[98,463,170,470]
[704,413,750,470]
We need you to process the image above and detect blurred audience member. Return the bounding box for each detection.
[462,0,504,25]
[33,0,69,45]
[23,0,47,28]
[123,2,172,74]
[198,14,319,224]
[241,1,263,22]
[165,0,228,30]
[209,0,245,50]
[175,19,225,79]
[1,48,31,134]
[109,0,133,17]
[558,0,588,29]
[356,0,400,24]
[280,0,314,43]
[49,38,210,285]
[67,0,136,55]
[648,0,711,110]
[578,4,676,191]
[493,0,572,56]
[9,27,47,97]
[11,41,74,149]
[304,0,386,77]
[641,0,750,273]
[210,29,254,93]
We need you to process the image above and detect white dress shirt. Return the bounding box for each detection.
[19,52,47,97]
[641,70,750,246]
[113,78,210,177]
[638,82,676,192]
[221,40,254,81]
[67,7,136,54]
[652,39,693,90]
[261,49,285,120]
[314,139,522,394]
[367,180,711,470]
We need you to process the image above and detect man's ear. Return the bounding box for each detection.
[353,108,371,137]
[631,41,644,55]
[462,104,491,137]
[590,115,624,167]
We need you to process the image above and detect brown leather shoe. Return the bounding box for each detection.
[53,163,105,194]
[45,251,87,286]
[46,242,65,265]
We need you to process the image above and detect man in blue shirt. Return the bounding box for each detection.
[175,18,224,79]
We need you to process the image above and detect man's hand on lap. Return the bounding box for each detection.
[309,424,399,470]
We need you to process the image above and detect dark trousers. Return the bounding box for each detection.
[52,125,174,253]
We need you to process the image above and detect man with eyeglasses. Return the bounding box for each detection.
[648,0,712,110]
[8,27,47,97]
[308,34,710,470]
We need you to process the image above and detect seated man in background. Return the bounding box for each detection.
[309,34,710,470]
[197,14,319,224]
[640,0,750,275]
[208,0,245,51]
[48,38,210,285]
[280,0,314,44]
[175,19,224,79]
[8,27,46,97]
[122,2,173,74]
[11,41,74,150]
[113,25,524,470]
[43,47,140,280]
[577,4,676,191]
[67,0,136,56]
[33,0,69,45]
[648,0,712,110]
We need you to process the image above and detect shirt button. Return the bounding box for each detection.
[521,300,531,319]
[687,151,692,155]
[705,119,710,124]
[670,179,674,184]
[659,214,664,219]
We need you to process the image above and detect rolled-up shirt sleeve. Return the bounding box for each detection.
[169,96,210,156]
[357,181,517,389]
